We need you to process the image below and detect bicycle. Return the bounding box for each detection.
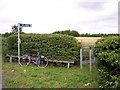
[22,52,48,68]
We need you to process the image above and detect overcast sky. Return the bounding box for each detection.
[0,0,119,34]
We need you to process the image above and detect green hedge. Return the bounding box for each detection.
[6,34,81,61]
[94,36,120,88]
[2,37,8,55]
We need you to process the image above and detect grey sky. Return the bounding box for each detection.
[0,0,119,34]
[77,2,105,11]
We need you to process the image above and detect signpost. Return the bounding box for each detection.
[17,23,32,65]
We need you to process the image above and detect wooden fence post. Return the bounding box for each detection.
[10,55,12,62]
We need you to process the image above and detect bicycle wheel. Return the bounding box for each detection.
[37,57,48,68]
[21,55,31,66]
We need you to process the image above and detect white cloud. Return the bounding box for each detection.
[0,0,119,34]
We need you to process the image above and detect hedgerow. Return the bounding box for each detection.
[2,37,8,55]
[52,30,80,37]
[94,36,120,88]
[6,34,81,61]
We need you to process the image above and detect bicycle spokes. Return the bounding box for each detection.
[37,57,48,68]
[21,55,31,66]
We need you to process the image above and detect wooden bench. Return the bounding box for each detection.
[48,60,74,68]
[6,54,23,62]
[6,54,74,68]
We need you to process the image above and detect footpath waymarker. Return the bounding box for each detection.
[17,23,32,65]
[80,46,93,73]
[89,46,92,73]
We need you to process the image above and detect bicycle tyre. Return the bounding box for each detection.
[37,57,48,68]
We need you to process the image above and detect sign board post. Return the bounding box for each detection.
[17,23,32,65]
[17,23,21,65]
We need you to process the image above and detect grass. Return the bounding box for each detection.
[2,60,99,88]
[2,36,100,88]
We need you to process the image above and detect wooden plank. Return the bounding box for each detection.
[10,56,12,62]
[68,63,70,68]
[6,54,23,59]
[48,60,74,63]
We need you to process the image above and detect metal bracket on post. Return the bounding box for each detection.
[80,47,82,70]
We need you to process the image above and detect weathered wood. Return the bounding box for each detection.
[6,54,23,58]
[48,60,74,68]
[10,55,12,62]
[6,54,74,68]
[48,59,74,63]
[6,54,23,62]
[68,63,70,68]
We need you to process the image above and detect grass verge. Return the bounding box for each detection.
[2,61,99,88]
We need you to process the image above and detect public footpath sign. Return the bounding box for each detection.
[17,23,32,65]
[18,23,32,27]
